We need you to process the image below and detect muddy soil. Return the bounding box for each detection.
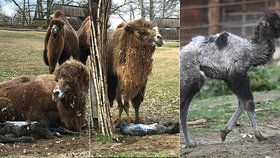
[181,90,280,158]
[90,134,179,157]
[181,117,280,157]
[0,131,90,157]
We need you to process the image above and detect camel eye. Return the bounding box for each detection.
[139,28,148,36]
[68,80,77,86]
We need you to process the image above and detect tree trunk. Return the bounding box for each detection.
[23,0,26,25]
[149,0,154,20]
[27,0,32,26]
[89,0,113,136]
[129,3,135,20]
[162,0,166,18]
[139,0,145,18]
[47,0,51,19]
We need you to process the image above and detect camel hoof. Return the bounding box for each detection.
[183,142,197,148]
[220,130,229,141]
[134,119,141,124]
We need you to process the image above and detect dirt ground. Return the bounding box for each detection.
[180,90,280,158]
[90,134,179,157]
[0,125,179,157]
[0,131,90,157]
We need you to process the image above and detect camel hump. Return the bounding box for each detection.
[216,32,229,50]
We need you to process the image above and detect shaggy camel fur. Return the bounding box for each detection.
[43,10,80,74]
[180,12,280,147]
[106,18,163,123]
[77,16,91,64]
[0,59,89,132]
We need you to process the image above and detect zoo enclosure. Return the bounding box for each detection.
[180,0,280,45]
[0,4,88,30]
[154,18,179,40]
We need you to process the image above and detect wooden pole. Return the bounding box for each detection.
[208,0,220,34]
[89,0,113,136]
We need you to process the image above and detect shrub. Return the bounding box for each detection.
[196,65,280,99]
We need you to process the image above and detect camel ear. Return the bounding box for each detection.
[116,22,125,29]
[260,20,269,27]
[124,23,134,33]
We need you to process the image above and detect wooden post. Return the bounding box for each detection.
[208,0,220,34]
[89,0,113,136]
[276,0,280,11]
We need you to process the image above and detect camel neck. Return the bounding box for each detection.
[249,26,276,67]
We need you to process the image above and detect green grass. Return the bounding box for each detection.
[188,98,280,133]
[0,29,47,81]
[0,30,45,40]
[91,133,113,142]
[162,40,180,48]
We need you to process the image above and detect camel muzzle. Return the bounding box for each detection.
[153,35,163,47]
[52,88,65,101]
[51,25,59,35]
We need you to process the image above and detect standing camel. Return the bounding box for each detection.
[180,12,280,147]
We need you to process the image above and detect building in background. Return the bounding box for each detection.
[154,18,179,40]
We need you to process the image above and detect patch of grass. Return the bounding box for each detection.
[162,40,179,48]
[114,152,169,158]
[0,29,47,82]
[0,30,45,40]
[255,99,280,117]
[91,133,113,143]
[188,98,280,133]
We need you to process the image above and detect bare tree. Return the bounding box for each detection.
[5,0,32,26]
[34,0,43,19]
[149,0,154,20]
[0,3,4,15]
[156,0,179,18]
[112,0,179,20]
[139,0,146,18]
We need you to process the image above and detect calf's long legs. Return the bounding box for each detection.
[180,59,204,147]
[221,74,267,141]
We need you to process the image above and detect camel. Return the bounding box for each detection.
[180,11,280,147]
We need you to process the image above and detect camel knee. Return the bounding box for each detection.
[244,100,255,112]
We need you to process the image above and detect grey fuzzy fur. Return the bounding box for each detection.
[180,11,280,147]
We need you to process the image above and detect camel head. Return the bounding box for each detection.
[258,11,280,39]
[124,18,163,47]
[49,18,65,36]
[52,60,89,103]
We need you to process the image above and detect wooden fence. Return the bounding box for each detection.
[180,0,280,46]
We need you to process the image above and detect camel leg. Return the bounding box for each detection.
[43,49,49,66]
[180,63,204,148]
[132,85,146,123]
[221,100,244,141]
[225,74,267,141]
[124,101,133,123]
[114,99,124,124]
[107,74,118,107]
[245,101,267,141]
